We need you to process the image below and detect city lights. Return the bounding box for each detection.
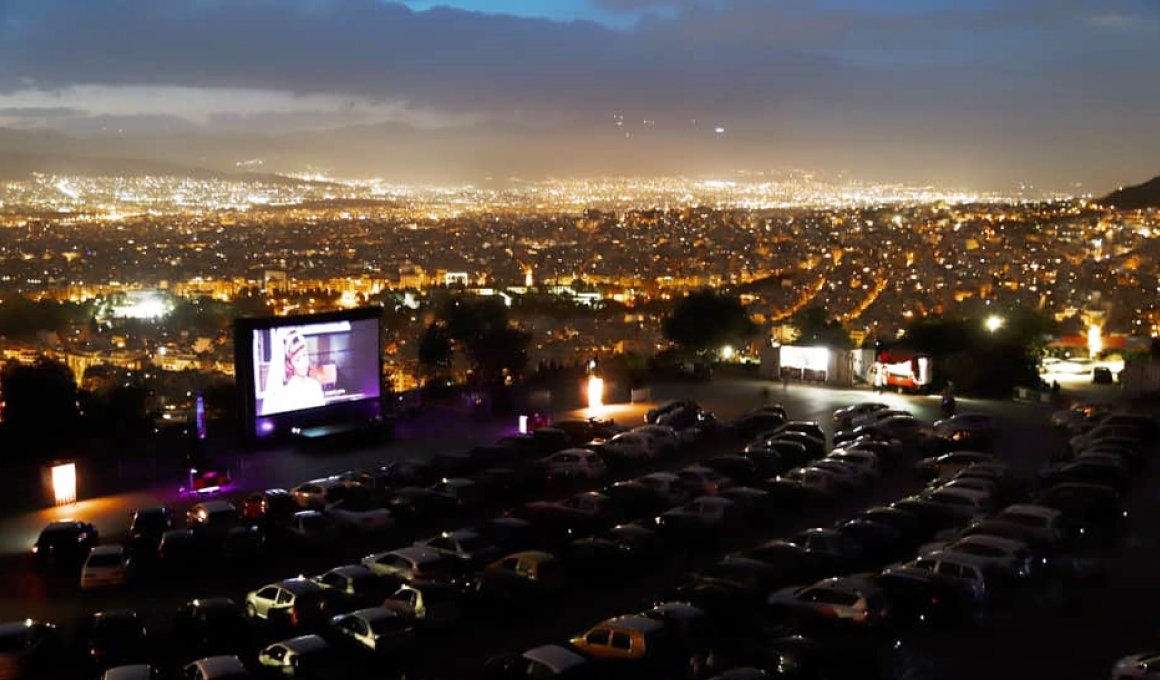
[985,315,1005,333]
[1088,324,1103,358]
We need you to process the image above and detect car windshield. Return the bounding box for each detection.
[349,574,379,592]
[87,553,122,567]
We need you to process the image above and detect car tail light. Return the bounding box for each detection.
[289,606,300,627]
[852,609,869,622]
[815,605,838,618]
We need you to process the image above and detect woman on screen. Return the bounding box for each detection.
[261,328,326,414]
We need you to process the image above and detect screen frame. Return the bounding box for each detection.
[235,306,384,443]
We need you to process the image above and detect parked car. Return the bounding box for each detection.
[833,403,889,431]
[655,496,742,542]
[81,545,131,590]
[278,510,341,547]
[915,451,995,480]
[429,477,484,511]
[873,566,980,628]
[310,565,390,608]
[172,598,250,659]
[180,655,250,680]
[601,481,672,520]
[328,607,414,655]
[703,455,760,484]
[81,610,148,672]
[1112,651,1160,680]
[241,489,296,526]
[414,529,501,568]
[635,472,693,505]
[128,507,174,557]
[0,620,60,679]
[786,528,866,573]
[767,576,891,629]
[33,520,98,570]
[324,496,394,534]
[675,465,734,496]
[932,413,998,449]
[538,449,608,482]
[382,583,464,630]
[732,540,828,585]
[362,547,462,586]
[484,644,596,679]
[185,501,239,540]
[569,614,684,673]
[257,635,340,678]
[1034,482,1127,544]
[762,467,837,506]
[475,551,565,602]
[384,487,458,523]
[289,478,352,510]
[243,578,333,629]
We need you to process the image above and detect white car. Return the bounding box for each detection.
[81,545,130,590]
[324,498,394,533]
[604,432,657,461]
[244,577,327,621]
[903,552,992,603]
[328,607,414,655]
[768,577,889,625]
[849,408,912,431]
[1112,652,1160,679]
[100,665,155,680]
[361,547,457,584]
[923,534,1035,579]
[539,449,608,481]
[994,504,1067,544]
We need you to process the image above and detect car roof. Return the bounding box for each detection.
[390,546,444,562]
[523,644,587,671]
[956,534,1026,551]
[326,564,373,577]
[348,607,401,623]
[601,614,665,634]
[187,655,248,675]
[279,634,331,653]
[691,496,735,508]
[505,550,556,562]
[101,665,154,680]
[42,520,89,532]
[644,601,705,619]
[1001,504,1062,519]
[276,578,323,594]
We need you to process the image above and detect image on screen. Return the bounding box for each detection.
[252,318,380,417]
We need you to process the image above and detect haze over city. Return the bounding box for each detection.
[2,0,1159,190]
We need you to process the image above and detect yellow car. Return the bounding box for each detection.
[569,614,669,661]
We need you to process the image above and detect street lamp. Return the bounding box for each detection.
[985,315,1004,333]
[586,375,604,411]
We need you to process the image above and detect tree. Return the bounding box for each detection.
[427,296,531,389]
[417,323,453,380]
[662,290,759,355]
[791,306,854,349]
[0,358,81,457]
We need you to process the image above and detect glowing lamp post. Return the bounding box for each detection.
[984,315,1005,333]
[586,375,605,411]
[50,461,77,506]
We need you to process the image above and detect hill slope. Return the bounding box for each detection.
[1102,175,1160,209]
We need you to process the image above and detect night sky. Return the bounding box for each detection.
[1,0,1157,190]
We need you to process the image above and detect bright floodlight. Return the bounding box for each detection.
[721,345,735,360]
[1087,324,1103,358]
[51,462,76,506]
[587,375,604,411]
[985,315,1004,333]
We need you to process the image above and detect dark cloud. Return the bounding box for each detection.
[0,0,1157,188]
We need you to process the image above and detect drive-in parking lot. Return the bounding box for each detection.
[0,378,1153,679]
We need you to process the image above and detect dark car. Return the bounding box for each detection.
[733,540,828,585]
[0,620,61,679]
[1038,459,1130,496]
[875,566,980,628]
[704,455,760,484]
[730,412,787,440]
[890,496,961,535]
[718,487,777,523]
[128,506,174,557]
[773,421,826,443]
[369,459,438,489]
[1092,366,1114,384]
[475,551,566,603]
[647,400,701,424]
[1035,483,1127,544]
[311,565,392,608]
[471,467,530,505]
[763,432,826,460]
[739,447,785,477]
[603,522,665,563]
[82,610,148,671]
[173,597,250,658]
[834,519,908,564]
[601,481,672,521]
[432,451,482,478]
[156,529,202,573]
[477,517,539,554]
[33,520,98,570]
[241,489,297,526]
[857,506,928,547]
[384,487,458,524]
[786,528,866,573]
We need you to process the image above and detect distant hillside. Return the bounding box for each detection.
[0,152,344,190]
[1102,175,1160,209]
